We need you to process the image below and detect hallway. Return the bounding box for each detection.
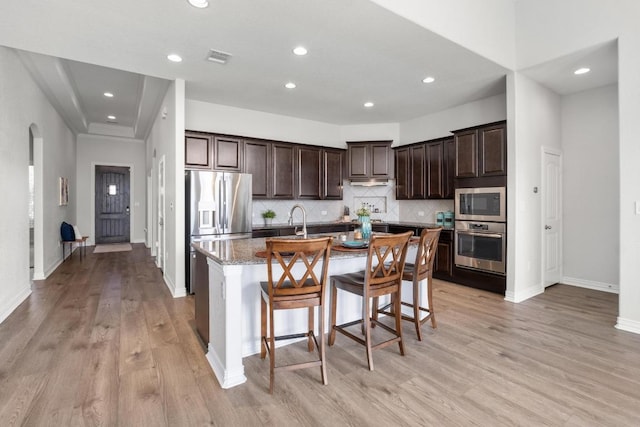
[1,244,640,425]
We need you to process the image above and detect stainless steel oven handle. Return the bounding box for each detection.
[456,231,504,239]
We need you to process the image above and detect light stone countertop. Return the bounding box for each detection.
[192,233,372,265]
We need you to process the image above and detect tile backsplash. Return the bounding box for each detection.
[251,179,452,226]
[398,199,454,223]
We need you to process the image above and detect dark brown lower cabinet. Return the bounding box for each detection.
[194,251,209,344]
[433,229,453,280]
[388,225,419,236]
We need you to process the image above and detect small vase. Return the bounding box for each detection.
[264,218,273,227]
[358,215,372,241]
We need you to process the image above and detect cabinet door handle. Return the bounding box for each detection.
[545,225,552,230]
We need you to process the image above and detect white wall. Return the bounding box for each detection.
[341,123,400,147]
[371,0,517,69]
[513,0,640,334]
[561,85,619,291]
[0,47,76,323]
[515,0,635,69]
[147,80,186,298]
[506,72,562,302]
[400,94,507,144]
[76,134,147,245]
[186,100,342,148]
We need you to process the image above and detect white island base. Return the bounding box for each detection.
[197,239,420,389]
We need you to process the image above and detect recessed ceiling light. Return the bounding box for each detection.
[167,54,183,63]
[285,82,297,89]
[293,46,308,56]
[422,76,435,83]
[574,67,590,75]
[187,0,208,8]
[364,102,374,108]
[107,115,116,120]
[103,92,114,98]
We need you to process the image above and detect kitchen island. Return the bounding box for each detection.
[192,234,421,389]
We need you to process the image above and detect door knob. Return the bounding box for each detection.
[545,225,552,230]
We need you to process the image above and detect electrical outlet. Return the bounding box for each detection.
[418,211,424,216]
[321,210,327,216]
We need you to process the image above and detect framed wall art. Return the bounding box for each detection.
[59,177,69,206]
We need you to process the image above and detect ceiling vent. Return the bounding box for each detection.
[206,49,232,64]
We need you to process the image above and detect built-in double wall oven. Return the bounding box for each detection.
[454,187,506,275]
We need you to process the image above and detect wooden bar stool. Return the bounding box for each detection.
[260,236,333,393]
[328,231,413,371]
[375,227,442,341]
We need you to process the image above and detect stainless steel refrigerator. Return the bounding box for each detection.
[185,170,252,293]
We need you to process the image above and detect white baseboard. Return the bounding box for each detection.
[504,283,544,303]
[615,317,640,335]
[163,273,187,298]
[132,238,145,244]
[207,343,247,389]
[562,276,619,294]
[0,285,32,324]
[32,270,46,280]
[43,257,63,279]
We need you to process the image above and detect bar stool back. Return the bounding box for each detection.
[328,231,413,371]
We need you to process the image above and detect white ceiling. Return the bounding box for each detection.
[0,0,618,140]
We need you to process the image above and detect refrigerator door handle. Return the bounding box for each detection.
[222,174,228,233]
[218,178,223,234]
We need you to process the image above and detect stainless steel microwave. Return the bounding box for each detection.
[455,187,506,222]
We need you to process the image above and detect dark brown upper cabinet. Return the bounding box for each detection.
[394,147,410,200]
[347,140,392,180]
[454,129,478,178]
[296,146,322,199]
[454,121,506,179]
[213,136,243,171]
[295,145,345,200]
[323,148,343,200]
[425,138,455,199]
[187,131,344,200]
[244,140,271,199]
[409,144,426,199]
[479,123,507,176]
[348,143,368,179]
[443,138,455,199]
[272,143,296,199]
[426,141,444,198]
[394,143,426,200]
[185,131,212,169]
[394,138,454,200]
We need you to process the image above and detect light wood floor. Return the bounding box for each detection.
[1,244,639,426]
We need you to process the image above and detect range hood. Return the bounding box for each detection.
[349,179,389,187]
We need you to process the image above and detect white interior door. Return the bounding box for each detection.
[542,148,563,287]
[157,156,165,271]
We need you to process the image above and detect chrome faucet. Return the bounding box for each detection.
[288,204,307,239]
